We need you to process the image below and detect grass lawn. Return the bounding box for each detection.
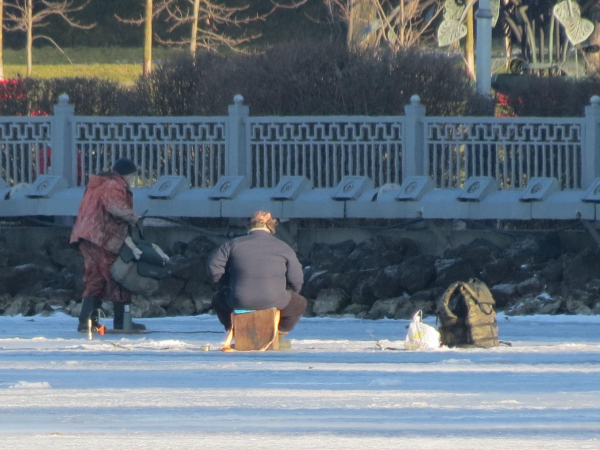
[3,47,188,84]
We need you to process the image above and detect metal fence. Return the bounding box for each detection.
[248,117,403,188]
[0,117,52,186]
[2,94,600,196]
[74,117,227,188]
[425,118,585,190]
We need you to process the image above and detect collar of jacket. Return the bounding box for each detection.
[248,228,271,234]
[94,171,132,191]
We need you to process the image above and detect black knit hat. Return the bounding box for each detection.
[112,158,137,176]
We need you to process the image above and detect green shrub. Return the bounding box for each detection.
[494,75,600,117]
[23,78,126,116]
[135,41,494,116]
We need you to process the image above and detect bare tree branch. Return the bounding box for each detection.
[3,0,95,75]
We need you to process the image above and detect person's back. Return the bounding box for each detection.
[207,211,307,336]
[209,230,302,310]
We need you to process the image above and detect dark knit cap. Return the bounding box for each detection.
[112,158,137,176]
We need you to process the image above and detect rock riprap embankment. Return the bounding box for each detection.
[1,234,599,319]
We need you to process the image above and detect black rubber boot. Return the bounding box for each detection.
[113,303,146,331]
[77,297,98,332]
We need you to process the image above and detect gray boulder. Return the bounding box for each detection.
[155,277,186,301]
[506,293,562,316]
[434,258,477,288]
[367,297,403,320]
[331,270,374,295]
[4,296,37,316]
[0,264,47,296]
[445,238,501,268]
[399,255,436,293]
[490,283,519,309]
[394,297,417,320]
[586,279,600,295]
[34,301,54,316]
[313,289,349,316]
[131,298,167,318]
[301,270,333,299]
[0,247,15,267]
[409,289,439,316]
[350,275,379,305]
[166,295,196,316]
[481,258,515,286]
[563,289,593,314]
[563,248,600,285]
[517,277,543,297]
[342,303,370,317]
[371,266,403,299]
[185,281,215,314]
[504,236,562,265]
[69,301,82,318]
[539,258,564,283]
[309,240,356,272]
[168,255,211,284]
[342,237,419,271]
[186,236,217,257]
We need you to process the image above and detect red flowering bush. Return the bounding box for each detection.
[0,78,28,115]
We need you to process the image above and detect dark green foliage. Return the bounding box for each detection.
[495,75,600,117]
[23,78,125,116]
[135,41,494,116]
[0,79,28,116]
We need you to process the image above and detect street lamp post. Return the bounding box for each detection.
[476,0,493,95]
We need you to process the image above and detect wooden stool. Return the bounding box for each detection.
[221,309,281,352]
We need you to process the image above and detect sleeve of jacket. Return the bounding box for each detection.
[285,246,304,293]
[104,181,138,225]
[207,241,232,284]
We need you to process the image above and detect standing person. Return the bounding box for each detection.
[207,211,307,346]
[70,158,146,332]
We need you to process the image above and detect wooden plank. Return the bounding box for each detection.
[232,310,279,351]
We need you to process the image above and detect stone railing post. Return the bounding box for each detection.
[403,94,427,180]
[50,93,76,186]
[584,95,600,189]
[227,94,250,178]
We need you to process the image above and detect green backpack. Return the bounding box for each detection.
[436,278,499,348]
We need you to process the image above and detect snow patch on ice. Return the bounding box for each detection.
[9,381,51,389]
[369,378,403,387]
[441,359,474,365]
[142,340,195,349]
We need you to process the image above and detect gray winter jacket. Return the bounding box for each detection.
[207,230,304,310]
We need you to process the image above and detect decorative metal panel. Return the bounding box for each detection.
[249,118,403,188]
[425,118,584,190]
[0,118,52,186]
[74,118,227,188]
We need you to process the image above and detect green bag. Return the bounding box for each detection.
[436,278,499,348]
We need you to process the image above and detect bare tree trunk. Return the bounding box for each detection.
[347,0,378,51]
[26,0,32,77]
[466,5,475,77]
[190,0,201,58]
[143,0,152,76]
[0,0,4,80]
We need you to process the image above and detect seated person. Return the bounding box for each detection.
[207,211,307,339]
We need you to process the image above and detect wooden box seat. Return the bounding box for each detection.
[221,309,280,352]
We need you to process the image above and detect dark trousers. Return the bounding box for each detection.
[211,289,307,333]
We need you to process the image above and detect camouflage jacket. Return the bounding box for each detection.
[70,172,138,254]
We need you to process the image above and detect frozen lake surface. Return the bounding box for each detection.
[1,313,599,449]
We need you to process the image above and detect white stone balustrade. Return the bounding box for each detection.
[2,94,600,221]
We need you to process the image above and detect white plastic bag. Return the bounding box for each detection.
[404,311,441,350]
